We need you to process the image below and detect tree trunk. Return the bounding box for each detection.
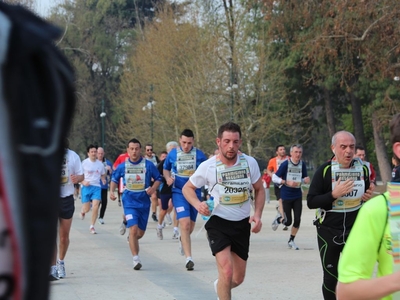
[372,113,391,184]
[323,88,336,138]
[349,92,366,148]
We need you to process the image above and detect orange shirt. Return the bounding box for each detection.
[267,155,289,173]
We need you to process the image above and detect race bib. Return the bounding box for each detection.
[61,152,68,185]
[125,160,146,192]
[216,155,251,205]
[176,148,196,177]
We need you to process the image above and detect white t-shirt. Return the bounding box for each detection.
[189,154,261,221]
[60,149,84,197]
[81,158,105,187]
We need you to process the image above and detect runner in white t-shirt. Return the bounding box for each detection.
[49,143,84,280]
[182,122,265,300]
[80,144,106,234]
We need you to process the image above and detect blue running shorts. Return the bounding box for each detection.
[81,185,101,203]
[124,206,150,231]
[172,192,198,222]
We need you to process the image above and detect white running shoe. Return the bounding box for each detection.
[288,240,299,250]
[56,260,66,278]
[133,259,142,270]
[119,221,126,235]
[271,212,281,231]
[172,230,179,240]
[90,226,96,234]
[156,227,163,240]
[165,213,172,225]
[49,265,59,281]
[98,218,104,225]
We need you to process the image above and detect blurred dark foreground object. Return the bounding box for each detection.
[0,2,76,300]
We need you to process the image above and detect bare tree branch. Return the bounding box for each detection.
[56,16,69,46]
[318,13,388,41]
[61,47,91,56]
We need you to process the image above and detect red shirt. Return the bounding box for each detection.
[262,173,271,188]
[113,153,129,169]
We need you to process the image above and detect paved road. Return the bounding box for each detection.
[50,198,323,300]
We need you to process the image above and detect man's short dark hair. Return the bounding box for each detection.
[145,143,153,148]
[127,138,141,148]
[275,144,285,152]
[390,113,400,145]
[160,151,168,155]
[355,146,365,152]
[217,122,241,139]
[180,129,194,138]
[87,144,98,153]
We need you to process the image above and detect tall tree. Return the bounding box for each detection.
[115,1,307,158]
[116,5,223,153]
[194,0,312,157]
[261,0,400,174]
[49,0,163,158]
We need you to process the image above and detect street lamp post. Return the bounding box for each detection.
[228,57,238,121]
[142,100,156,145]
[100,98,106,148]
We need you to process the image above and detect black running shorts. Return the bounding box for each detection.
[274,185,281,200]
[205,215,250,261]
[59,195,75,219]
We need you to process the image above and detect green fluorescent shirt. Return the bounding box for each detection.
[338,192,393,300]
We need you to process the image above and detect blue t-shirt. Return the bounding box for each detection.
[100,159,113,189]
[111,157,162,208]
[163,147,207,196]
[275,159,308,200]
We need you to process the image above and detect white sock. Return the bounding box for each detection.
[174,227,179,232]
[133,255,139,261]
[157,224,163,229]
[186,256,192,262]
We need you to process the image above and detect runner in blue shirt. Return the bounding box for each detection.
[110,138,162,270]
[163,129,207,271]
[271,144,310,250]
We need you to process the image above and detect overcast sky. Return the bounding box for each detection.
[35,0,59,17]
